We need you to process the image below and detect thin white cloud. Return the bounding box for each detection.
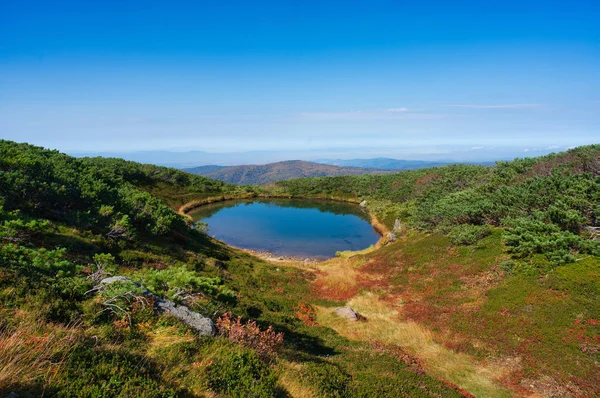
[297,107,447,120]
[471,146,484,150]
[445,104,545,109]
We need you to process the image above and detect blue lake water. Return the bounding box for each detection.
[188,199,380,258]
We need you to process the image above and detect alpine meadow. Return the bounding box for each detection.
[0,141,598,397]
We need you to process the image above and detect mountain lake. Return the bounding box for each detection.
[188,198,380,259]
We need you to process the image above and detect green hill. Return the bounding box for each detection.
[184,160,389,185]
[1,140,598,397]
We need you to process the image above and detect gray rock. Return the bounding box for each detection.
[386,232,397,242]
[334,306,361,321]
[393,219,402,232]
[359,200,367,207]
[154,297,216,336]
[97,276,216,336]
[99,275,131,285]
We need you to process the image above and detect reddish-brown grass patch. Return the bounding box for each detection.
[311,279,358,301]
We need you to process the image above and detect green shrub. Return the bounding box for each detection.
[499,260,516,273]
[503,215,598,266]
[205,351,278,397]
[137,266,234,302]
[447,224,492,245]
[55,344,180,397]
[302,362,351,398]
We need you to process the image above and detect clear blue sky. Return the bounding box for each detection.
[1,0,599,162]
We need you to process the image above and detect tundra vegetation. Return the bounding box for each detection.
[0,140,598,397]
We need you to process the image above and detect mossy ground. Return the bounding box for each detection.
[292,229,599,397]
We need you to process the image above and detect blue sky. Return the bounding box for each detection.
[1,0,599,162]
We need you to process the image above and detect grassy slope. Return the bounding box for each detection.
[267,146,600,397]
[1,141,598,397]
[0,141,463,397]
[184,160,389,185]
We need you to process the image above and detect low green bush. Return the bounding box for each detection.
[55,344,180,397]
[136,266,235,303]
[447,224,492,245]
[302,362,351,398]
[205,351,279,397]
[503,215,598,266]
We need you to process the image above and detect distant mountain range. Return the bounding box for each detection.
[182,160,389,185]
[317,158,495,170]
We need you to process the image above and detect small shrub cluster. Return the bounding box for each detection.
[447,224,492,245]
[296,302,317,326]
[503,215,598,266]
[301,362,351,398]
[56,344,179,397]
[215,312,284,360]
[138,266,235,303]
[205,351,279,397]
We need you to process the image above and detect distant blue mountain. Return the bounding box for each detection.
[316,158,449,170]
[184,165,227,173]
[317,158,494,170]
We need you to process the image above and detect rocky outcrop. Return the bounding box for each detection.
[359,200,367,207]
[97,276,216,336]
[393,219,402,232]
[153,296,216,336]
[334,306,361,321]
[386,232,397,242]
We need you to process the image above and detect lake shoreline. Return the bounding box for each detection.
[179,195,390,259]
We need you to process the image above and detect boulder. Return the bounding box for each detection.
[154,297,216,336]
[359,200,367,207]
[334,306,361,321]
[393,219,402,232]
[386,232,397,242]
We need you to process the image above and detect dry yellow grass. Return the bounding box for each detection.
[0,320,81,392]
[145,325,195,357]
[270,252,517,397]
[316,292,514,398]
[277,361,316,398]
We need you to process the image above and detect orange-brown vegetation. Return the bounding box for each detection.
[215,312,284,360]
[295,302,317,326]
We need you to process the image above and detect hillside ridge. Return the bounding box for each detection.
[183,159,390,185]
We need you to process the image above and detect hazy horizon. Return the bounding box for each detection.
[65,144,581,168]
[2,1,598,160]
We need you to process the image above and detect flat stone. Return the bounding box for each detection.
[334,306,360,321]
[154,297,216,336]
[393,219,402,232]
